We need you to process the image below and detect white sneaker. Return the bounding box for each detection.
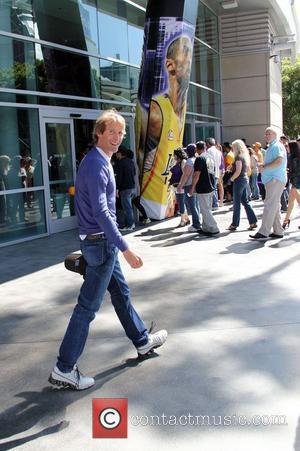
[137,329,168,355]
[119,224,135,232]
[49,365,95,390]
[187,225,199,232]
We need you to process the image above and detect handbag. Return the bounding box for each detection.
[64,253,86,277]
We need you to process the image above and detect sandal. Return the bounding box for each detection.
[283,219,290,229]
[227,225,237,231]
[178,219,190,227]
[248,224,257,230]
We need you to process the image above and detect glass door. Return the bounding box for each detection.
[195,122,220,143]
[40,109,135,235]
[41,118,77,233]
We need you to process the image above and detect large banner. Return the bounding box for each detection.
[135,2,197,220]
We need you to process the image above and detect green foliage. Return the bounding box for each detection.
[0,61,36,89]
[282,56,300,138]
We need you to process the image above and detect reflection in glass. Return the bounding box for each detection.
[73,118,95,168]
[127,4,145,65]
[129,66,140,104]
[191,41,220,92]
[183,122,192,146]
[188,85,221,118]
[196,3,219,51]
[32,0,98,52]
[0,35,37,90]
[0,0,35,37]
[0,190,46,244]
[36,44,100,98]
[125,0,147,8]
[0,107,43,188]
[122,122,131,149]
[100,60,130,102]
[98,0,145,64]
[128,24,143,66]
[45,123,75,220]
[98,10,128,60]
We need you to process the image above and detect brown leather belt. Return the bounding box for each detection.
[85,234,106,241]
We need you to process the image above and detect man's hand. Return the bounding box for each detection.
[123,249,143,269]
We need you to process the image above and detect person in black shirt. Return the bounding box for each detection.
[114,146,136,231]
[189,141,220,235]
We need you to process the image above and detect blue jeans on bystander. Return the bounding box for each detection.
[120,188,135,227]
[232,178,257,227]
[184,185,200,229]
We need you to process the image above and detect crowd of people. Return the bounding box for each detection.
[108,126,300,241]
[168,128,300,240]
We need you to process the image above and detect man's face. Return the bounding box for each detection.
[168,37,192,92]
[96,120,125,156]
[265,129,276,144]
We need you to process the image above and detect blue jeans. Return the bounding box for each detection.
[184,185,200,229]
[57,238,148,372]
[175,192,185,214]
[250,172,260,199]
[280,188,288,211]
[232,178,257,227]
[120,189,135,227]
[212,176,218,208]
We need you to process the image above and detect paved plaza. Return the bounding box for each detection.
[1,201,300,451]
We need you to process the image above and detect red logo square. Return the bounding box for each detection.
[93,398,128,439]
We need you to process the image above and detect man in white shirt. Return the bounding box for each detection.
[205,137,221,209]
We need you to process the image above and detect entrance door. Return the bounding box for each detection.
[40,108,135,234]
[41,118,77,233]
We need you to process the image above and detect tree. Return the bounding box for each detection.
[281,56,300,138]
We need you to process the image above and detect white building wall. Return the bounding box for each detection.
[219,5,298,145]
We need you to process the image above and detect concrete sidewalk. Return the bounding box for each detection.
[1,202,300,451]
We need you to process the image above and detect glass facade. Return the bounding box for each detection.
[0,106,46,244]
[0,0,221,245]
[187,1,221,125]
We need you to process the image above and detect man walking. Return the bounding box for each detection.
[49,109,167,390]
[189,141,220,235]
[250,126,287,240]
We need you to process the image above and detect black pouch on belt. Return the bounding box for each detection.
[64,253,87,277]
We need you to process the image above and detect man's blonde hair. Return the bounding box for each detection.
[93,109,126,143]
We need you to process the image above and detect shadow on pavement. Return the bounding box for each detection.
[0,230,79,285]
[0,355,158,449]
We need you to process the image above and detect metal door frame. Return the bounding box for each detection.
[39,115,77,233]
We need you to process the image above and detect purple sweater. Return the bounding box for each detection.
[75,147,128,252]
